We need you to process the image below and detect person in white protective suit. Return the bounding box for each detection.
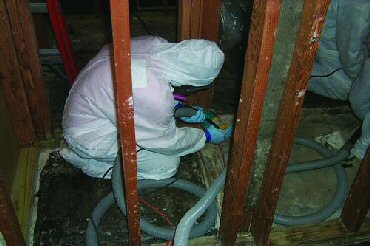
[60,36,231,180]
[308,0,370,159]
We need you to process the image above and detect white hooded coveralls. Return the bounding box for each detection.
[61,36,225,179]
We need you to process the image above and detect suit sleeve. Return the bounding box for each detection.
[336,0,370,80]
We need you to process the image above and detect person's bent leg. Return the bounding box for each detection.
[60,148,114,179]
[349,59,370,120]
[349,59,370,159]
[308,62,352,101]
[137,149,180,180]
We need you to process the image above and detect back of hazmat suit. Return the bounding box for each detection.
[308,0,370,159]
[60,36,225,179]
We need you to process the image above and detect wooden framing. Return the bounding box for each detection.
[110,0,141,244]
[251,1,331,244]
[0,0,37,147]
[154,218,370,245]
[1,0,369,245]
[341,147,370,232]
[11,147,40,239]
[220,0,282,244]
[2,0,52,141]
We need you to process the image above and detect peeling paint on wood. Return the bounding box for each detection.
[251,1,331,244]
[110,0,141,244]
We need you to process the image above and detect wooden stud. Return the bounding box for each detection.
[341,148,370,232]
[11,147,40,239]
[177,0,191,41]
[0,177,26,246]
[200,0,222,42]
[110,0,141,245]
[220,0,282,245]
[251,1,331,244]
[190,0,203,38]
[5,0,52,140]
[0,0,37,147]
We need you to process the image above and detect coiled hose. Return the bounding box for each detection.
[86,133,357,245]
[86,155,218,245]
[274,138,349,226]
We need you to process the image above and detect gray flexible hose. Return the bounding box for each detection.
[85,157,218,245]
[112,158,218,240]
[174,169,227,246]
[174,138,350,244]
[86,192,115,246]
[287,138,349,173]
[86,137,350,245]
[274,138,349,226]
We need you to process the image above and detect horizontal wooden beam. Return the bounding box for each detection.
[251,0,331,244]
[220,0,282,244]
[153,219,370,246]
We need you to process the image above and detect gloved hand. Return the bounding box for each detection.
[180,107,206,123]
[204,124,233,144]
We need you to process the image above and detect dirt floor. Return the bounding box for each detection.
[33,151,208,245]
[32,1,369,245]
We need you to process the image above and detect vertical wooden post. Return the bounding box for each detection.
[251,1,330,244]
[220,0,282,245]
[341,148,370,232]
[5,0,52,140]
[177,0,222,109]
[0,0,37,147]
[110,0,141,245]
[0,177,26,246]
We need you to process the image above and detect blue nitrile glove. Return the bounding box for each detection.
[180,107,206,123]
[204,124,233,144]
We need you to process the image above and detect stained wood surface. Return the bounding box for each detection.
[251,1,331,244]
[152,219,370,246]
[11,147,39,240]
[5,0,52,140]
[219,0,282,245]
[341,148,370,232]
[0,177,26,246]
[0,0,37,147]
[110,0,141,244]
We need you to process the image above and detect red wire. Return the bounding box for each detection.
[139,196,174,245]
[139,196,175,228]
[139,144,228,244]
[218,144,227,166]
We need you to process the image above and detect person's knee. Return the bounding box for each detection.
[349,59,370,120]
[138,151,180,180]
